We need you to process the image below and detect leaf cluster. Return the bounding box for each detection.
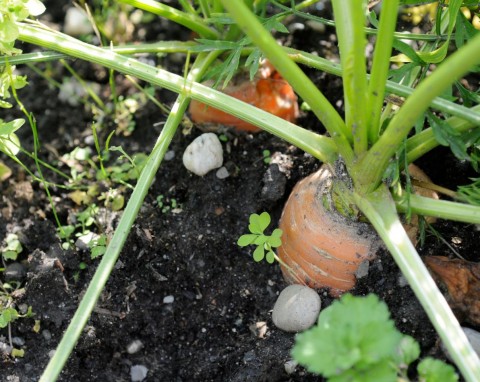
[237,212,282,264]
[292,294,458,382]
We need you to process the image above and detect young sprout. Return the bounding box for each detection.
[237,212,282,263]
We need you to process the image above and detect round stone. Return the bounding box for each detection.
[272,285,321,332]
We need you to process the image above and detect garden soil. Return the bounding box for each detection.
[1,2,479,381]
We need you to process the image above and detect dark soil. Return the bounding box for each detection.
[1,3,479,382]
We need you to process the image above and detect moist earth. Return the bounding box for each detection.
[1,2,479,381]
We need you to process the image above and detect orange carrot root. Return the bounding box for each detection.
[277,165,380,297]
[189,64,299,132]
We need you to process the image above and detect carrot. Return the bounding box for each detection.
[189,66,299,132]
[277,163,438,297]
[277,165,380,297]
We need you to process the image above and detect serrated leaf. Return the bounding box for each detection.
[417,358,458,382]
[394,335,420,366]
[253,245,265,262]
[237,234,258,247]
[293,294,403,377]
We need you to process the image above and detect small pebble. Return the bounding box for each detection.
[130,365,148,382]
[284,359,298,375]
[183,133,223,176]
[163,295,174,304]
[355,260,369,279]
[4,263,27,282]
[42,330,52,341]
[64,7,94,36]
[75,232,100,251]
[164,150,175,161]
[127,340,144,354]
[272,285,321,332]
[215,167,229,179]
[11,337,24,347]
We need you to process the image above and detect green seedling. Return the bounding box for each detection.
[156,194,181,214]
[237,212,282,264]
[262,149,271,164]
[1,233,23,261]
[0,282,34,358]
[293,294,458,382]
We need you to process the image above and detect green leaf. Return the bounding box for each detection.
[0,307,19,328]
[2,250,18,260]
[257,212,271,232]
[417,358,458,382]
[394,335,420,366]
[254,235,268,245]
[0,119,25,136]
[268,235,282,248]
[266,250,275,264]
[292,294,403,377]
[248,213,263,234]
[0,19,19,43]
[253,245,265,262]
[90,245,106,259]
[237,234,258,247]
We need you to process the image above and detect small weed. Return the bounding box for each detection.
[156,194,182,214]
[237,212,282,264]
[1,234,23,261]
[293,294,458,382]
[262,149,271,164]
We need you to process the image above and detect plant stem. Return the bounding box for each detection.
[219,0,355,166]
[117,0,219,39]
[367,0,399,143]
[5,45,480,128]
[355,185,480,382]
[38,51,219,382]
[17,22,337,163]
[331,0,368,155]
[395,194,480,224]
[355,31,480,192]
[405,104,480,163]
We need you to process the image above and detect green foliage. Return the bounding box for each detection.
[0,0,45,55]
[292,294,458,382]
[237,212,282,264]
[1,233,23,261]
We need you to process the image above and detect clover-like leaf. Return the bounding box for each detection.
[266,250,275,264]
[253,245,265,262]
[237,234,258,247]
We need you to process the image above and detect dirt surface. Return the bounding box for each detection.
[1,2,479,382]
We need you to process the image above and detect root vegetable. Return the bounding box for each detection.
[277,165,380,297]
[189,67,298,132]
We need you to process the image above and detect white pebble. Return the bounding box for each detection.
[126,340,144,354]
[64,8,94,36]
[215,166,229,179]
[130,365,148,382]
[163,295,174,304]
[272,285,321,332]
[284,359,298,374]
[183,133,223,176]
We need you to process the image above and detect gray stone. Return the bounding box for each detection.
[127,340,144,354]
[4,263,26,282]
[130,365,148,382]
[272,285,321,332]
